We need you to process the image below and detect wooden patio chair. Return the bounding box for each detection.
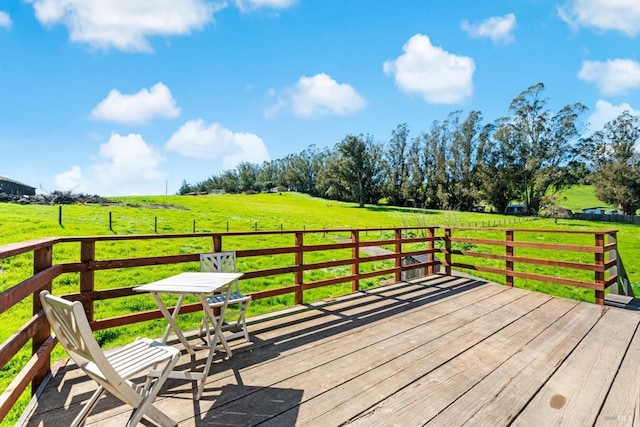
[39,290,180,427]
[198,251,252,342]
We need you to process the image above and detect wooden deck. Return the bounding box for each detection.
[21,275,640,426]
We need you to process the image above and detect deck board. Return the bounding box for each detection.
[427,301,604,426]
[20,274,640,427]
[513,308,639,426]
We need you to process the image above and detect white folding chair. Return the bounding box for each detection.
[198,251,251,342]
[39,290,180,427]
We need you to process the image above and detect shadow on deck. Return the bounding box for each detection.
[21,274,640,426]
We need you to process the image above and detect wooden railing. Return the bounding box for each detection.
[0,226,622,422]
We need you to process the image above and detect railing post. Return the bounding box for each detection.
[351,230,360,292]
[80,241,95,321]
[427,227,435,275]
[32,244,53,395]
[506,230,514,287]
[444,228,452,276]
[295,232,304,304]
[395,228,402,282]
[595,233,605,305]
[608,231,620,295]
[212,235,222,252]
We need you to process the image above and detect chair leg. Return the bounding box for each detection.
[199,313,212,338]
[240,300,251,342]
[71,386,106,427]
[241,314,250,342]
[127,353,179,427]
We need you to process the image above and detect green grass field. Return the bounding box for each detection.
[0,187,638,425]
[555,185,616,212]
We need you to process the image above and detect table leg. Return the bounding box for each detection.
[197,291,232,399]
[150,293,194,355]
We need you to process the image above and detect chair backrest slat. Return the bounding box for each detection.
[40,291,119,381]
[200,251,236,273]
[201,252,239,292]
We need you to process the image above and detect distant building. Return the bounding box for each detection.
[0,176,36,196]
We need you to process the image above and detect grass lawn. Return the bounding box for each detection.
[556,185,616,212]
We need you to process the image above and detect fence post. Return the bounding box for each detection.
[154,216,158,234]
[427,227,435,275]
[32,244,53,395]
[295,232,304,304]
[351,230,360,292]
[608,231,619,295]
[395,228,402,282]
[109,212,113,231]
[80,241,95,322]
[213,235,222,252]
[444,228,452,276]
[58,205,62,226]
[193,220,196,233]
[594,232,605,305]
[506,230,514,287]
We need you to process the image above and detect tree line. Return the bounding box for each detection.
[179,83,640,215]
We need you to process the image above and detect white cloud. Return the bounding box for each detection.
[93,133,165,185]
[54,165,87,192]
[235,0,296,12]
[383,34,475,104]
[91,83,181,125]
[558,0,640,37]
[578,59,640,95]
[165,119,270,169]
[461,13,517,45]
[586,100,640,134]
[54,133,165,195]
[0,11,12,30]
[26,0,219,52]
[267,73,366,119]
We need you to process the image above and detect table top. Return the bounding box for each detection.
[133,272,244,294]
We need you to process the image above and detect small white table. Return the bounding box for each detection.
[134,271,243,399]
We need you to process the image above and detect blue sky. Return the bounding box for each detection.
[0,0,638,196]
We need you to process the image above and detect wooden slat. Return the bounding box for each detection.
[88,253,198,270]
[0,313,47,369]
[0,264,63,315]
[426,301,603,426]
[302,275,357,290]
[513,308,640,426]
[302,258,354,271]
[189,283,527,425]
[341,291,551,427]
[595,324,640,425]
[0,238,58,261]
[346,297,577,426]
[0,337,56,422]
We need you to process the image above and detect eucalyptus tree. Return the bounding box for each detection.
[282,146,323,195]
[476,122,522,213]
[237,161,260,192]
[447,110,484,211]
[498,83,587,213]
[256,159,283,191]
[419,120,449,209]
[405,134,428,207]
[586,111,640,215]
[383,123,411,206]
[317,134,383,207]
